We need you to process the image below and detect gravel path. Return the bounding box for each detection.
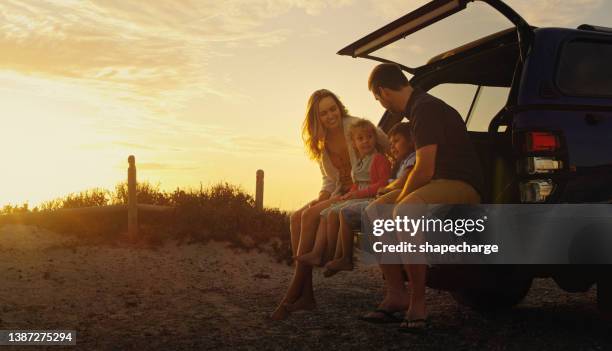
[0,225,610,350]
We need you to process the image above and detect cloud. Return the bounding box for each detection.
[368,0,604,28]
[0,0,352,113]
[368,0,429,21]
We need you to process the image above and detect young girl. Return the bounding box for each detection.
[296,118,390,269]
[324,122,415,276]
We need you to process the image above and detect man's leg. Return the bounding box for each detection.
[361,190,410,317]
[396,180,481,327]
[395,193,428,324]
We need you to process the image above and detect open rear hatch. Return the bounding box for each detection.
[338,0,531,73]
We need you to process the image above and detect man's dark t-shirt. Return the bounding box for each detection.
[404,88,484,198]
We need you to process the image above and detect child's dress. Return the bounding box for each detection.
[338,151,416,229]
[320,152,391,216]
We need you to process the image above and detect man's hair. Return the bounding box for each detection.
[368,63,409,94]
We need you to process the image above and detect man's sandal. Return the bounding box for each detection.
[397,318,429,333]
[358,309,404,324]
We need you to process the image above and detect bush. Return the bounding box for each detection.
[0,182,292,263]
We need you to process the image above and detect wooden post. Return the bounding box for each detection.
[128,155,138,238]
[255,169,264,210]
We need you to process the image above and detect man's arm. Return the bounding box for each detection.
[381,167,412,191]
[397,145,437,201]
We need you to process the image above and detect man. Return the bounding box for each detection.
[364,63,483,331]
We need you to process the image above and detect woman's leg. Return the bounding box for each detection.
[295,215,327,266]
[271,199,333,319]
[290,204,308,257]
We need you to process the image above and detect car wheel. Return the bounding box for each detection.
[451,277,533,313]
[597,278,612,318]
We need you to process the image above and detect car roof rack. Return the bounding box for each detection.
[577,24,612,34]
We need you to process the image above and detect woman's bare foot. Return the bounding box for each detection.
[294,251,323,267]
[285,296,316,312]
[324,258,353,273]
[270,304,290,321]
[270,295,299,321]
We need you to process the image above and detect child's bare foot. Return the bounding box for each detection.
[294,252,323,267]
[285,296,316,312]
[323,268,338,278]
[324,258,353,275]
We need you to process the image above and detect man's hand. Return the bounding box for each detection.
[376,187,390,197]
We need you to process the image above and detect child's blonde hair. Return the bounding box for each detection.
[348,118,387,155]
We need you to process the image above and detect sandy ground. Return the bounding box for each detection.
[1,224,611,350]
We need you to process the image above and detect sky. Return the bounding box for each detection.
[1,0,610,211]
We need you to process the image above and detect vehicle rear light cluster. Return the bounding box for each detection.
[520,180,554,203]
[525,132,560,152]
[525,157,563,174]
[519,131,563,203]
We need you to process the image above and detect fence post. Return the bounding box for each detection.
[128,155,138,238]
[255,169,264,210]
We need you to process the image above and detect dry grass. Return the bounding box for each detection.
[0,182,292,263]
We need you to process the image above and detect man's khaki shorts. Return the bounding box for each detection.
[404,179,481,205]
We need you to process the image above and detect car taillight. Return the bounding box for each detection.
[525,132,559,152]
[520,180,554,203]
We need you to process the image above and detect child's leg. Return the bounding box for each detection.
[295,216,327,266]
[325,210,354,272]
[327,210,342,260]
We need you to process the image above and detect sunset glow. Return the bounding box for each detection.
[1,0,609,210]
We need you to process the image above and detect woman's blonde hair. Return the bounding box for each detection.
[348,118,387,155]
[302,89,349,160]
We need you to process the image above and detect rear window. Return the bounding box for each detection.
[556,39,612,97]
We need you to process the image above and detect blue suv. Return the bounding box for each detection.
[339,0,612,313]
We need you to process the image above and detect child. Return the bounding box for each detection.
[378,122,416,196]
[325,122,415,275]
[296,118,390,269]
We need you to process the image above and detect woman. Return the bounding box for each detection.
[271,89,388,320]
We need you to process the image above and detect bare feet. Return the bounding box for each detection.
[294,251,323,267]
[270,304,290,321]
[324,258,353,274]
[323,268,339,278]
[285,296,316,312]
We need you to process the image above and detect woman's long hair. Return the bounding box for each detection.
[302,89,349,160]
